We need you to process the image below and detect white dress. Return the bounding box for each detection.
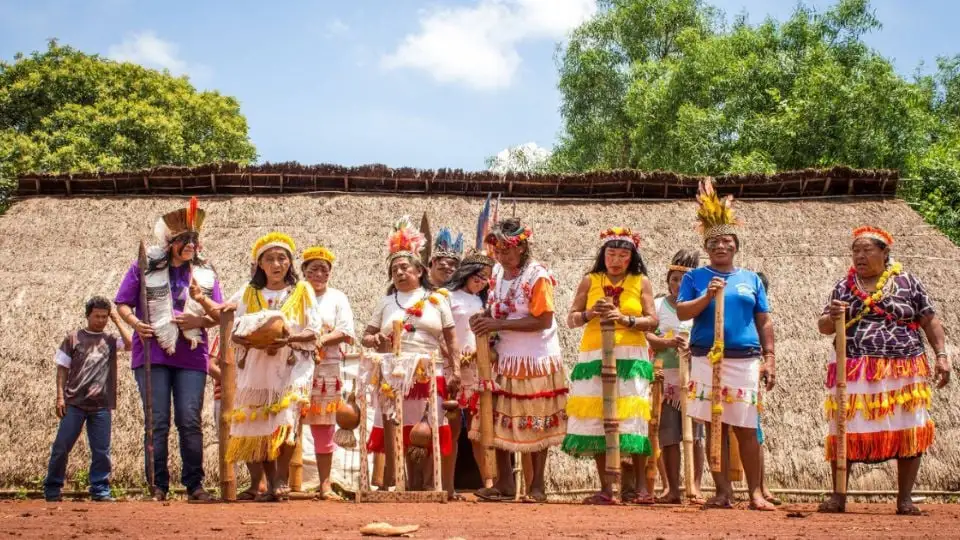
[303,287,355,426]
[448,289,483,412]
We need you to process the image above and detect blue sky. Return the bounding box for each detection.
[1,0,955,170]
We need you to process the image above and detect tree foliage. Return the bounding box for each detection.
[0,40,257,210]
[554,0,960,242]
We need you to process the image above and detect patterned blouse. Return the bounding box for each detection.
[823,271,935,359]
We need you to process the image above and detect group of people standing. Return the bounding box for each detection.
[44,179,951,515]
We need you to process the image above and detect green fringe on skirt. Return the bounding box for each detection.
[569,359,653,382]
[560,433,652,457]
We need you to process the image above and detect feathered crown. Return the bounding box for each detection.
[302,246,336,265]
[387,216,426,262]
[431,227,464,261]
[600,226,641,248]
[251,232,295,262]
[154,196,206,246]
[695,177,740,239]
[853,226,893,246]
[485,222,533,249]
[462,249,496,267]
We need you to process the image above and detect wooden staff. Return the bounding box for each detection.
[218,309,237,501]
[678,331,696,498]
[646,357,663,495]
[600,317,621,496]
[709,286,725,473]
[290,427,303,492]
[428,353,442,492]
[391,319,406,492]
[136,241,155,491]
[835,314,848,495]
[357,351,369,503]
[475,331,497,482]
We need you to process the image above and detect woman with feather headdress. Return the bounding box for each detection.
[675,178,777,511]
[114,197,223,502]
[360,216,460,492]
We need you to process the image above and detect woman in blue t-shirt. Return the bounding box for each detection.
[677,229,777,511]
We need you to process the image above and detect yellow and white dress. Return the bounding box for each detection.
[561,273,653,457]
[225,282,317,462]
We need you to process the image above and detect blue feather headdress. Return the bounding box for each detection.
[431,227,464,262]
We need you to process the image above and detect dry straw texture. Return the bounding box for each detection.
[0,193,957,492]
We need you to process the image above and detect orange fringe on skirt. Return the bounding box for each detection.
[825,421,934,462]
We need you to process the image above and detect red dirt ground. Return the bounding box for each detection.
[3,499,959,539]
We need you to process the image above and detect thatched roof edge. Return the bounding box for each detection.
[15,162,899,199]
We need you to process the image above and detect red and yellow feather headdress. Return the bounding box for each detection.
[853,226,893,246]
[387,216,426,263]
[695,177,741,239]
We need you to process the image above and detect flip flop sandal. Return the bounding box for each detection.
[765,495,783,506]
[626,494,656,506]
[701,498,734,509]
[320,491,345,502]
[748,501,777,512]
[448,492,467,502]
[236,490,258,502]
[582,493,618,505]
[476,488,512,502]
[816,498,846,513]
[687,495,707,505]
[255,492,282,503]
[896,504,926,516]
[654,495,683,505]
[521,493,548,504]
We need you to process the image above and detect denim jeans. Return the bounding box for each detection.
[44,406,112,499]
[134,366,206,494]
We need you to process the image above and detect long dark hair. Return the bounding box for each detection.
[445,261,492,304]
[589,239,647,276]
[386,255,433,294]
[250,248,300,290]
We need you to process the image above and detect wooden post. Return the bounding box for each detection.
[835,314,848,495]
[65,175,73,197]
[392,319,406,492]
[137,242,155,491]
[210,172,217,193]
[357,351,369,503]
[600,319,620,497]
[646,358,663,495]
[428,354,442,493]
[143,175,150,193]
[475,332,497,482]
[678,331,695,498]
[709,287,725,473]
[290,426,303,492]
[218,309,237,501]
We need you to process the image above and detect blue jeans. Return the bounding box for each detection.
[134,366,206,494]
[44,406,112,499]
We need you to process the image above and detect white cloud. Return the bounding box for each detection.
[326,18,350,38]
[107,31,205,78]
[488,142,552,173]
[382,0,596,91]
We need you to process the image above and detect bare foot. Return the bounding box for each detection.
[749,494,777,511]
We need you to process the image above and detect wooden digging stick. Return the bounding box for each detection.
[709,287,725,473]
[136,241,155,491]
[475,331,497,484]
[835,314,848,496]
[218,309,237,501]
[678,331,696,498]
[600,318,621,497]
[391,319,406,492]
[428,353,443,493]
[646,357,664,495]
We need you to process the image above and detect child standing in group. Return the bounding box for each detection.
[44,297,132,502]
[647,249,706,504]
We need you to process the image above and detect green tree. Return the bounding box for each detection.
[554,0,960,242]
[0,40,257,208]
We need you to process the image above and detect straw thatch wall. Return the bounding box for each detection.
[1,191,957,492]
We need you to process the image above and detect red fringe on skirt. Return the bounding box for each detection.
[825,421,935,462]
[366,425,453,456]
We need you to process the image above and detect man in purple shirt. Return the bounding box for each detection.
[115,198,222,502]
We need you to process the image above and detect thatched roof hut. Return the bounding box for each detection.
[2,167,957,493]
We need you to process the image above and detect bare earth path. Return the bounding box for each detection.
[4,499,959,539]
